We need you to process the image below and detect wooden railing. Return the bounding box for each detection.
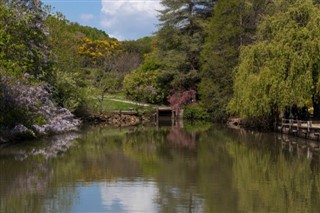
[280,119,320,139]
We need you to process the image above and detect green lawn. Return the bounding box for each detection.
[102,99,141,111]
[87,92,153,113]
[104,92,127,100]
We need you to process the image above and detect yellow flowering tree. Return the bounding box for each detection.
[78,37,120,67]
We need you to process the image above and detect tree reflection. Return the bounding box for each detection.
[227,130,320,213]
[167,126,196,150]
[2,125,320,212]
[0,132,84,212]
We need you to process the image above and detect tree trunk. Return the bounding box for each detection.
[313,94,320,119]
[271,104,279,130]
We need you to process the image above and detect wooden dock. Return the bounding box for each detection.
[279,119,320,140]
[155,106,184,126]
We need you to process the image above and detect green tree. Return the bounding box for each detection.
[116,37,154,78]
[45,14,86,111]
[123,58,175,104]
[199,0,269,121]
[95,70,120,113]
[122,36,153,59]
[67,22,112,41]
[229,0,320,119]
[46,14,119,113]
[157,0,215,72]
[124,0,215,105]
[0,0,52,79]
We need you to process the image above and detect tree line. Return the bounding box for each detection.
[1,0,320,130]
[125,0,320,126]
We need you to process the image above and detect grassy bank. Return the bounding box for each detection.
[86,93,154,114]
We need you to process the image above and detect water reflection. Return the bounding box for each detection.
[100,180,158,213]
[167,126,196,150]
[0,132,80,213]
[0,132,80,161]
[1,124,320,212]
[228,130,320,213]
[278,134,320,173]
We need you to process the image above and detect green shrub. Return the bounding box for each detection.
[123,68,175,104]
[51,69,85,112]
[184,104,209,120]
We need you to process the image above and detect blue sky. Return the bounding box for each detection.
[42,0,163,40]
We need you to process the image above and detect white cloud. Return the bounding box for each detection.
[100,0,163,40]
[80,13,95,22]
[100,180,159,212]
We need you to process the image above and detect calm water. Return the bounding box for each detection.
[1,122,320,213]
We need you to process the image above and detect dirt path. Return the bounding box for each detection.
[108,99,150,107]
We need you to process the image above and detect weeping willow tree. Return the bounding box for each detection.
[229,0,320,119]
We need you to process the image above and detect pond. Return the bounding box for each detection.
[1,122,320,212]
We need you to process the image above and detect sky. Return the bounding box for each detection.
[42,0,163,40]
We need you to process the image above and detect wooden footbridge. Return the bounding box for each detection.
[109,106,183,126]
[279,119,320,140]
[155,106,183,126]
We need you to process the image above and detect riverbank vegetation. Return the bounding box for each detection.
[1,0,320,138]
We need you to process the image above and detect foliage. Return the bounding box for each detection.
[122,36,153,58]
[140,58,162,72]
[50,69,84,111]
[121,0,216,107]
[46,15,122,113]
[229,0,320,118]
[0,70,50,129]
[184,103,209,120]
[0,1,157,130]
[46,15,86,111]
[78,37,120,67]
[111,52,142,80]
[168,89,196,113]
[0,0,52,79]
[170,70,200,92]
[120,0,216,107]
[0,80,30,128]
[157,0,215,72]
[66,21,112,40]
[79,34,142,86]
[123,59,175,104]
[0,1,55,129]
[199,0,269,120]
[94,70,121,113]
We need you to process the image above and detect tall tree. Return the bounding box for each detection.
[122,0,216,105]
[229,0,320,119]
[199,0,269,120]
[157,0,215,73]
